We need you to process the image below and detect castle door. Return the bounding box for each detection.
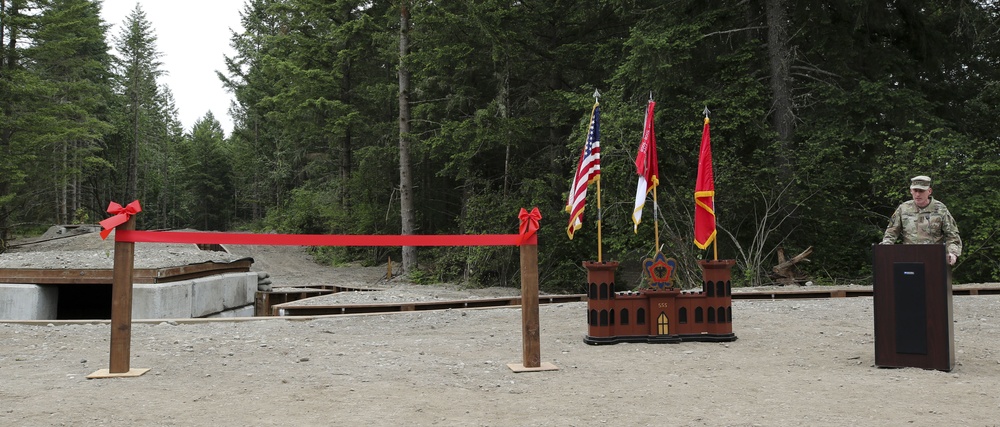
[657,312,669,335]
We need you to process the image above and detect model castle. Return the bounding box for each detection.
[584,252,737,344]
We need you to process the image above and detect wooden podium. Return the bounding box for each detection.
[872,244,954,371]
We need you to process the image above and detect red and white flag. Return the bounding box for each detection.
[632,100,659,233]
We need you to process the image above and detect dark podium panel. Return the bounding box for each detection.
[872,244,954,371]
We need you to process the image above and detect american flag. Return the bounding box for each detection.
[566,103,601,239]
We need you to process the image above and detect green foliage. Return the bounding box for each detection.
[72,207,91,225]
[173,113,234,230]
[262,187,338,234]
[5,0,1000,288]
[0,0,116,237]
[406,268,435,285]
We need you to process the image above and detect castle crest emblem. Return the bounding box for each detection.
[643,252,677,290]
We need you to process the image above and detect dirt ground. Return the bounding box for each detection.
[2,230,1000,426]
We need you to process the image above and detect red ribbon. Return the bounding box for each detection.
[115,230,522,246]
[99,200,142,240]
[518,207,542,245]
[102,203,534,246]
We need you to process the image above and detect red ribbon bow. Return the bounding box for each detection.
[517,207,542,245]
[99,200,142,240]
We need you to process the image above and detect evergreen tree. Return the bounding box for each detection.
[220,0,282,223]
[178,112,233,230]
[398,0,416,272]
[111,4,163,203]
[143,86,184,228]
[30,0,114,224]
[3,0,998,287]
[0,0,42,245]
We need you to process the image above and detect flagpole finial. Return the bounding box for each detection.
[593,89,601,100]
[703,106,711,118]
[649,91,653,101]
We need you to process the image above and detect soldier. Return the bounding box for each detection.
[881,175,962,265]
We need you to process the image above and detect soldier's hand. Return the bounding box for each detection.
[947,253,957,265]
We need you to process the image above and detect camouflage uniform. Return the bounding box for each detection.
[881,197,962,257]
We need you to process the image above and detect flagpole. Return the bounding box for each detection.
[649,95,660,254]
[597,181,603,262]
[653,188,659,252]
[707,105,716,262]
[594,90,603,262]
[694,106,718,260]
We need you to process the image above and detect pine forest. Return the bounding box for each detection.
[2,0,999,291]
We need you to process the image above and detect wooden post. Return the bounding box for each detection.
[520,243,540,367]
[109,216,135,373]
[88,217,149,379]
[508,242,558,372]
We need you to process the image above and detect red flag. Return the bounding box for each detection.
[566,103,601,239]
[632,100,659,232]
[694,116,716,249]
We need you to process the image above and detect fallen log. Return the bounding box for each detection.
[771,246,813,285]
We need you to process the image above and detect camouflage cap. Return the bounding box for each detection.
[910,175,932,190]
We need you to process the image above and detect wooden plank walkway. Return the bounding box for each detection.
[270,294,585,316]
[0,258,253,284]
[265,284,1000,317]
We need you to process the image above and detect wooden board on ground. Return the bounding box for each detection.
[86,368,150,379]
[507,362,559,373]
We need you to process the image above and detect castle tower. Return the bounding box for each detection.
[697,259,736,338]
[583,261,618,341]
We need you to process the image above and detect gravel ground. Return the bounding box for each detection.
[2,228,1000,426]
[2,296,1000,426]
